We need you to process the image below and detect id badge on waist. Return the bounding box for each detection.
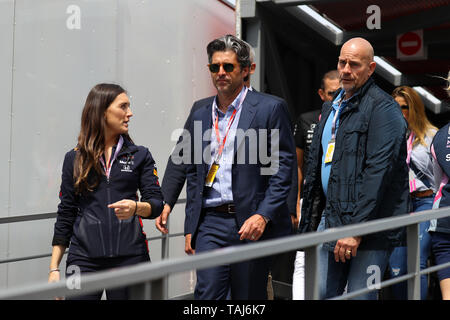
[324,138,335,163]
[205,162,220,187]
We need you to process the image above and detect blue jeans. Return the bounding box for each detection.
[323,248,391,300]
[317,216,328,299]
[388,195,433,300]
[317,215,390,300]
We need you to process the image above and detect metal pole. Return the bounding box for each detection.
[407,223,420,300]
[128,279,164,300]
[304,245,319,300]
[128,281,151,300]
[150,278,164,300]
[241,1,265,93]
[160,217,170,299]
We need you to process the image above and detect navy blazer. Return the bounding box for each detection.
[185,89,296,248]
[162,95,298,214]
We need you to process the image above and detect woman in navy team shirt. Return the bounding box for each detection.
[48,83,163,299]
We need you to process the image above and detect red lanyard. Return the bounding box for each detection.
[331,95,345,139]
[406,132,415,165]
[214,108,238,160]
[212,87,248,162]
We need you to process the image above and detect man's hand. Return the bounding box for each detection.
[155,204,171,234]
[333,236,362,263]
[185,234,195,255]
[238,214,267,241]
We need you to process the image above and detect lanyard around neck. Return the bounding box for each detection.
[99,135,124,179]
[212,87,248,161]
[406,132,415,165]
[331,96,345,140]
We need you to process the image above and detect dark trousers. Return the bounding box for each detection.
[65,253,150,300]
[194,210,272,300]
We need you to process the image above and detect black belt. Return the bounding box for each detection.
[206,203,236,214]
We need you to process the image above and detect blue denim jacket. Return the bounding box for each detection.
[298,77,409,250]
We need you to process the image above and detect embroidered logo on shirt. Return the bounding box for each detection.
[119,155,134,173]
[121,164,133,173]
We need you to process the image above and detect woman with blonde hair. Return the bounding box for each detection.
[388,85,438,300]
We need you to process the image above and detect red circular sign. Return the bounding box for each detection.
[398,32,422,56]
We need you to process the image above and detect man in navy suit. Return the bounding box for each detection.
[156,41,258,234]
[179,34,295,300]
[156,41,298,233]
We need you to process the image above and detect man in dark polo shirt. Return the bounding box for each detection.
[293,70,340,213]
[291,70,339,300]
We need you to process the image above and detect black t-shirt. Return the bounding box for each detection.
[293,109,321,154]
[293,109,321,198]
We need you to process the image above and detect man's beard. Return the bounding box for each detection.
[341,81,356,96]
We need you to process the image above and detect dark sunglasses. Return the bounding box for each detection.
[327,90,338,96]
[400,105,409,110]
[208,63,235,73]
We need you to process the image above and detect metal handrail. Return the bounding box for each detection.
[0,199,187,265]
[0,233,184,264]
[0,199,187,299]
[0,212,57,224]
[0,199,187,225]
[0,206,449,300]
[331,260,450,300]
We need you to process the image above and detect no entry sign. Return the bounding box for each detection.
[397,30,426,60]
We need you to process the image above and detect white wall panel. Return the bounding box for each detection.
[7,0,119,288]
[10,0,118,217]
[120,0,236,171]
[113,0,235,298]
[0,0,15,290]
[7,220,56,287]
[3,0,235,296]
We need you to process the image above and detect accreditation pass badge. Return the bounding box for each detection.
[324,138,335,163]
[205,162,220,187]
